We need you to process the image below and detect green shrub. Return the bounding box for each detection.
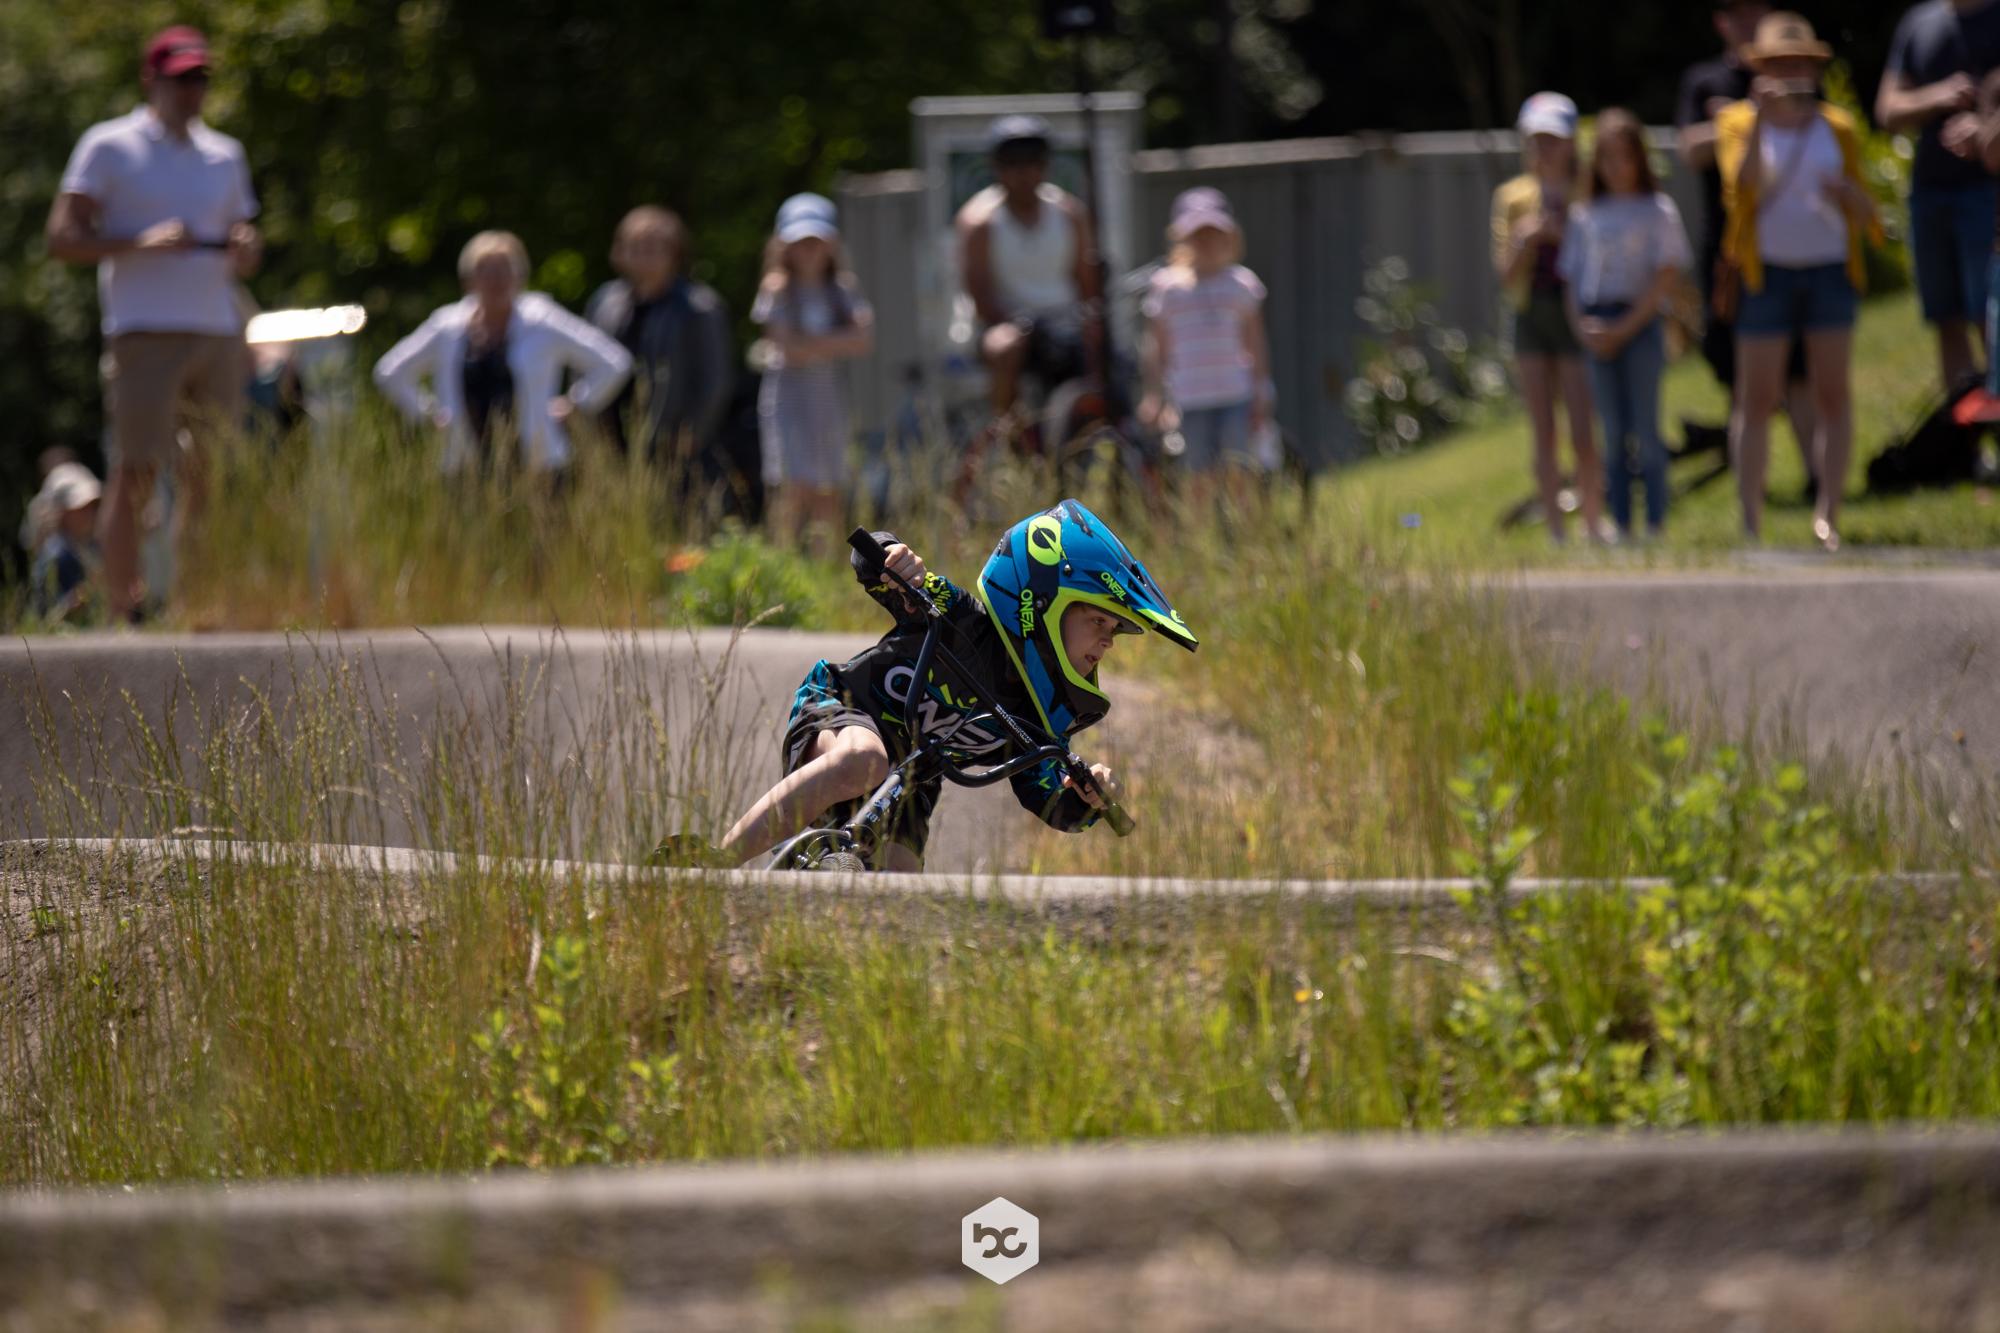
[663,527,824,629]
[1343,257,1510,456]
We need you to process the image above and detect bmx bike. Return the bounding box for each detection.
[759,527,1135,872]
[949,298,1160,516]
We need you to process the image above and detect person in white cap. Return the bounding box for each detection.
[1140,187,1271,510]
[753,193,874,552]
[22,462,104,623]
[1491,91,1606,546]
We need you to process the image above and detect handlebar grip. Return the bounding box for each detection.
[847,527,890,565]
[1102,802,1137,837]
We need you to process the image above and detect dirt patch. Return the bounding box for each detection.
[11,1238,2000,1331]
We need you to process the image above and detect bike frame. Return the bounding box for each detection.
[762,710,1078,871]
[761,529,1134,871]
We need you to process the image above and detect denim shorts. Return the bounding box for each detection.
[1910,181,1996,324]
[1177,400,1253,472]
[1736,262,1856,338]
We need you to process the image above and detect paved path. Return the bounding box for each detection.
[1512,567,2000,789]
[8,566,2000,871]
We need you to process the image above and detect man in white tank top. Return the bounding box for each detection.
[955,115,1100,422]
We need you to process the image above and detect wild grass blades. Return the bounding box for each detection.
[4,808,1997,1185]
[10,619,774,867]
[155,400,843,633]
[6,448,2000,1186]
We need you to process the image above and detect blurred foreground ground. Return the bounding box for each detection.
[8,1130,2000,1331]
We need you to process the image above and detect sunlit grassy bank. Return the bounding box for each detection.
[1336,293,2000,558]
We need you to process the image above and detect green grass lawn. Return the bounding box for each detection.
[1330,293,2000,560]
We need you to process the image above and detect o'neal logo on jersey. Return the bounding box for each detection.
[881,665,1006,754]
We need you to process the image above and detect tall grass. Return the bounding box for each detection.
[158,405,836,631]
[6,418,1999,1185]
[5,737,1998,1186]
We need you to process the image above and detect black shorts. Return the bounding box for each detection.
[1511,288,1579,358]
[781,698,939,863]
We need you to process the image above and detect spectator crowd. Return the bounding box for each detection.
[1496,0,2000,550]
[22,8,2000,622]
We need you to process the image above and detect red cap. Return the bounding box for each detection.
[145,26,212,78]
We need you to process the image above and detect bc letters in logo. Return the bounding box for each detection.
[961,1196,1039,1284]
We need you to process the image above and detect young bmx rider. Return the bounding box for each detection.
[681,499,1197,872]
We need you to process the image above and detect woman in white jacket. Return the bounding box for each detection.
[373,231,632,475]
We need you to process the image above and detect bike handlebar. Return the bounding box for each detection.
[844,527,1135,838]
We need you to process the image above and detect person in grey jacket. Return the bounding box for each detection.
[585,206,735,511]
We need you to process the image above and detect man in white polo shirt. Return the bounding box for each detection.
[45,25,262,621]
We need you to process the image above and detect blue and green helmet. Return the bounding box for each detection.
[979,499,1197,734]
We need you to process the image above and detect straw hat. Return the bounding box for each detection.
[1742,11,1833,66]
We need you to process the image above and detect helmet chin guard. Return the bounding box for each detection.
[979,500,1197,736]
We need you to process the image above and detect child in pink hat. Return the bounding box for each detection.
[1139,188,1272,507]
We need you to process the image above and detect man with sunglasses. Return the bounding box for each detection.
[46,25,261,622]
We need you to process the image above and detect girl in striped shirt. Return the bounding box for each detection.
[1140,188,1272,506]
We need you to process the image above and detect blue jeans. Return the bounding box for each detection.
[1910,181,1996,325]
[1177,400,1253,472]
[1584,307,1668,534]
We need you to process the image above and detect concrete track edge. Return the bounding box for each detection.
[4,1127,1999,1314]
[13,836,1979,911]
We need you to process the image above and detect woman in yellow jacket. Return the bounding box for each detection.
[1716,12,1881,549]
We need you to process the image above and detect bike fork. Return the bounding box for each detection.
[845,764,916,867]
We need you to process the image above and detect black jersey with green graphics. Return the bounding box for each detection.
[788,530,1098,833]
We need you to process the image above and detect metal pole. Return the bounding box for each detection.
[1071,36,1126,422]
